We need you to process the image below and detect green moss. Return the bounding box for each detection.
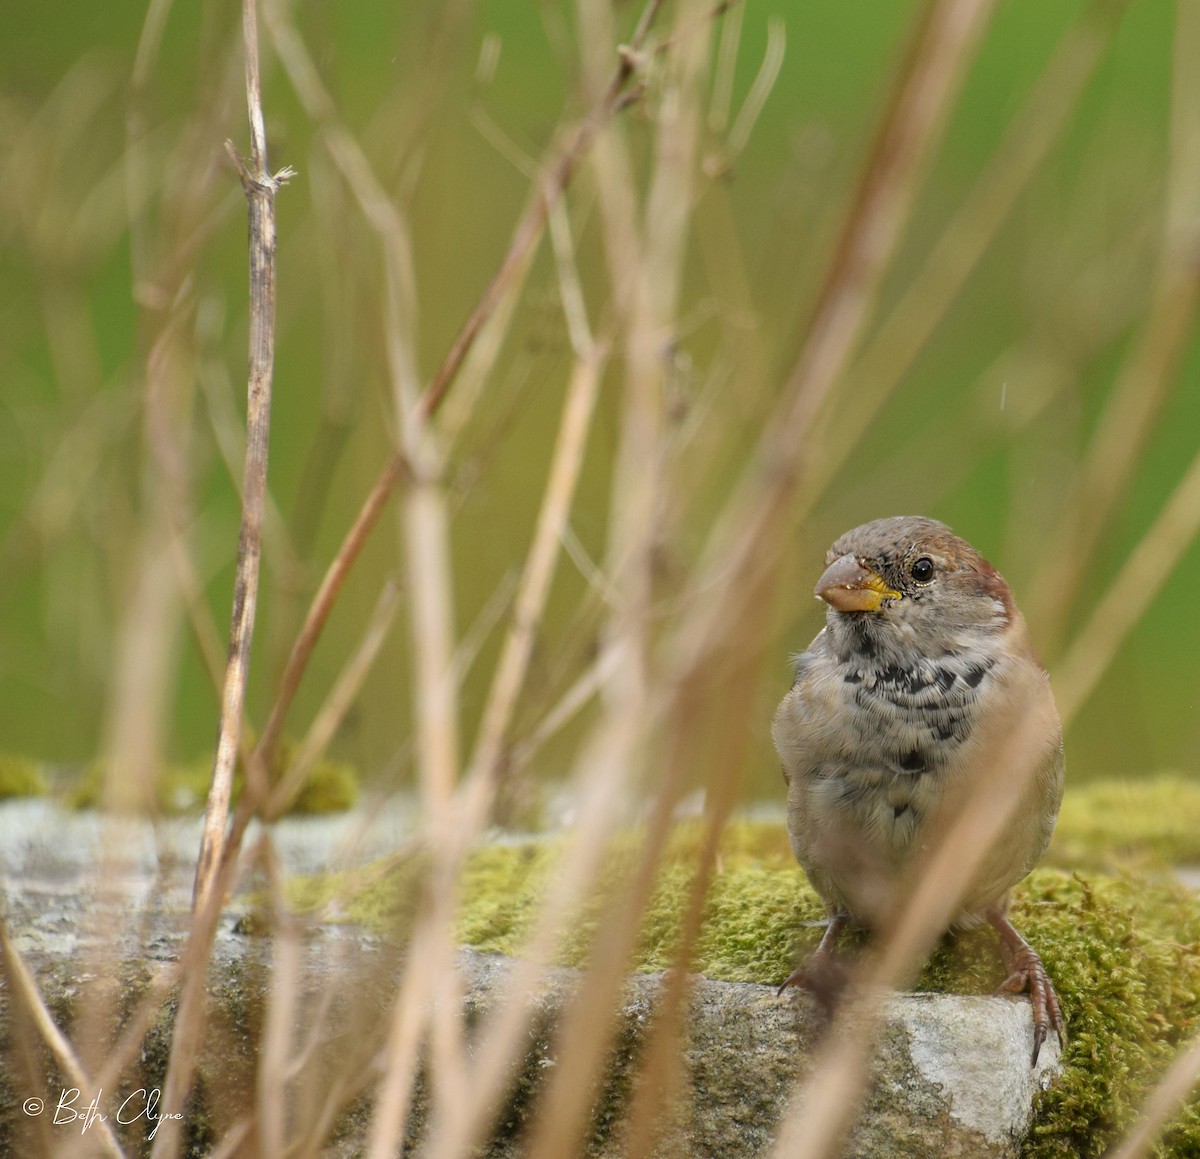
[66,741,360,816]
[68,759,214,814]
[1048,773,1200,870]
[0,754,46,798]
[67,760,150,812]
[283,757,359,815]
[309,801,1200,1157]
[1014,871,1200,1158]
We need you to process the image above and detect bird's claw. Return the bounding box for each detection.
[995,944,1065,1065]
[776,948,850,1015]
[776,966,808,997]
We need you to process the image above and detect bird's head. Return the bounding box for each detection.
[815,515,1015,648]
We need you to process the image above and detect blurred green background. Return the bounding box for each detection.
[1,0,1197,799]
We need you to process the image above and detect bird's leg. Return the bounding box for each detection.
[777,909,852,1011]
[986,906,1065,1065]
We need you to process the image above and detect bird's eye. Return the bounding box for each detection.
[910,556,935,583]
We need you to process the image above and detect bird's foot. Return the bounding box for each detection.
[776,948,851,1016]
[993,939,1065,1065]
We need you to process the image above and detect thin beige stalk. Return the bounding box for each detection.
[256,452,410,772]
[1105,1034,1200,1159]
[0,928,127,1159]
[193,2,291,916]
[1098,17,1200,1152]
[386,249,470,1145]
[814,0,1124,501]
[256,844,299,1158]
[363,923,437,1159]
[621,631,770,1158]
[419,314,610,1145]
[723,16,785,163]
[1054,442,1200,725]
[466,186,607,801]
[265,580,399,818]
[400,466,459,818]
[252,0,659,768]
[467,347,608,791]
[671,0,994,693]
[155,0,290,1151]
[418,688,648,1159]
[1029,0,1200,650]
[708,0,743,134]
[255,0,422,773]
[519,2,714,1152]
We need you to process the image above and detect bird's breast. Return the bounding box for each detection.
[793,649,1006,859]
[839,650,997,753]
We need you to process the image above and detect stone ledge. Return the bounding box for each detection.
[459,950,1060,1159]
[0,901,1059,1158]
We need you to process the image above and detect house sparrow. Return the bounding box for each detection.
[773,515,1064,1063]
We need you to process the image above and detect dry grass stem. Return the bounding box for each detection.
[364,921,438,1159]
[708,0,744,133]
[417,0,665,423]
[256,452,410,769]
[1029,0,1200,650]
[266,580,399,818]
[250,0,423,774]
[10,0,1195,1154]
[467,345,608,793]
[815,0,1123,500]
[0,928,127,1159]
[723,17,785,163]
[621,656,767,1157]
[671,0,994,701]
[1106,1033,1200,1159]
[152,0,289,1150]
[1054,442,1200,725]
[255,0,664,768]
[193,0,290,916]
[419,680,647,1159]
[402,479,460,815]
[256,845,298,1158]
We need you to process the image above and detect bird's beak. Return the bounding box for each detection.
[815,553,901,613]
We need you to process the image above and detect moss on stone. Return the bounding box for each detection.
[1047,773,1200,870]
[309,779,1200,1157]
[0,754,46,799]
[1012,871,1200,1157]
[67,741,359,816]
[68,759,223,814]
